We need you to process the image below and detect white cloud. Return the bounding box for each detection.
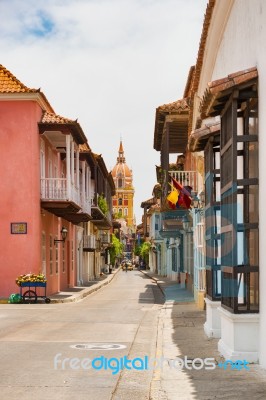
[0,0,208,223]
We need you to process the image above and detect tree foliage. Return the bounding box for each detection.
[109,234,123,265]
[140,241,151,258]
[98,194,108,216]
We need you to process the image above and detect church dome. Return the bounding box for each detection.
[112,162,132,179]
[111,141,132,187]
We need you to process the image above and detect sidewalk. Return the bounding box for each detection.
[141,271,266,400]
[48,267,120,303]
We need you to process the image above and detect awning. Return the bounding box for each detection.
[188,121,220,152]
[154,98,190,153]
[200,67,258,119]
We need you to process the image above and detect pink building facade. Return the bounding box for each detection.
[0,65,114,298]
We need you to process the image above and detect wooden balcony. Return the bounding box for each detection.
[169,170,198,194]
[83,235,97,252]
[159,209,188,238]
[99,232,111,244]
[91,196,112,229]
[41,178,91,223]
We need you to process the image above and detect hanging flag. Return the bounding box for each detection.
[167,183,179,209]
[167,188,179,204]
[171,177,192,209]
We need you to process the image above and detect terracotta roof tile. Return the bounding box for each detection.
[154,1,216,147]
[183,66,195,99]
[0,64,55,112]
[79,143,91,152]
[157,98,190,114]
[154,97,190,152]
[191,0,216,93]
[188,122,220,152]
[141,198,156,208]
[200,67,258,118]
[41,111,76,124]
[187,0,216,133]
[208,67,258,94]
[0,64,38,93]
[39,112,87,145]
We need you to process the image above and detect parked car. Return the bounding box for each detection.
[122,262,133,271]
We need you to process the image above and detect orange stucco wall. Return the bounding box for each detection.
[0,100,43,297]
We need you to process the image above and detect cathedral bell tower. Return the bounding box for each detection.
[111,141,134,228]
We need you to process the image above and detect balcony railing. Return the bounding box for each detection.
[41,178,95,219]
[80,193,91,215]
[99,233,111,243]
[83,234,96,250]
[91,194,112,222]
[41,178,80,205]
[169,170,198,193]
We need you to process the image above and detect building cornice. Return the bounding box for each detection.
[0,92,54,112]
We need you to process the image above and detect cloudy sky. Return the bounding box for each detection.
[0,0,207,224]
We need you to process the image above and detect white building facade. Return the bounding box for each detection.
[192,0,265,365]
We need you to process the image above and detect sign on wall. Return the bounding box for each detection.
[11,222,27,234]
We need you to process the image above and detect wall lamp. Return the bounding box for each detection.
[166,237,181,249]
[54,226,68,245]
[166,238,178,249]
[182,215,193,234]
[182,215,190,232]
[193,192,205,215]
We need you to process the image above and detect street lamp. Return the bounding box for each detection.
[182,214,190,232]
[182,214,193,234]
[54,226,68,245]
[166,238,180,249]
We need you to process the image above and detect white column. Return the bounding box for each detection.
[259,76,266,368]
[218,307,259,362]
[88,167,91,214]
[71,138,75,185]
[204,298,221,338]
[81,161,86,206]
[86,166,89,200]
[76,226,84,286]
[66,135,71,200]
[76,145,80,191]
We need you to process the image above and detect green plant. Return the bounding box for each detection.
[113,211,123,219]
[109,234,124,265]
[98,194,108,216]
[136,241,151,265]
[140,241,151,258]
[134,243,142,256]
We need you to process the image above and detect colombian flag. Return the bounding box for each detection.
[167,185,179,209]
[171,177,192,209]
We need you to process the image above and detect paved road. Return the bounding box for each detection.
[0,270,164,400]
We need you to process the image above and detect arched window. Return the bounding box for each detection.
[118,172,123,188]
[118,198,123,206]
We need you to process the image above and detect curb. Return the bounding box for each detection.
[50,268,120,304]
[139,270,166,399]
[149,306,166,400]
[139,270,166,298]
